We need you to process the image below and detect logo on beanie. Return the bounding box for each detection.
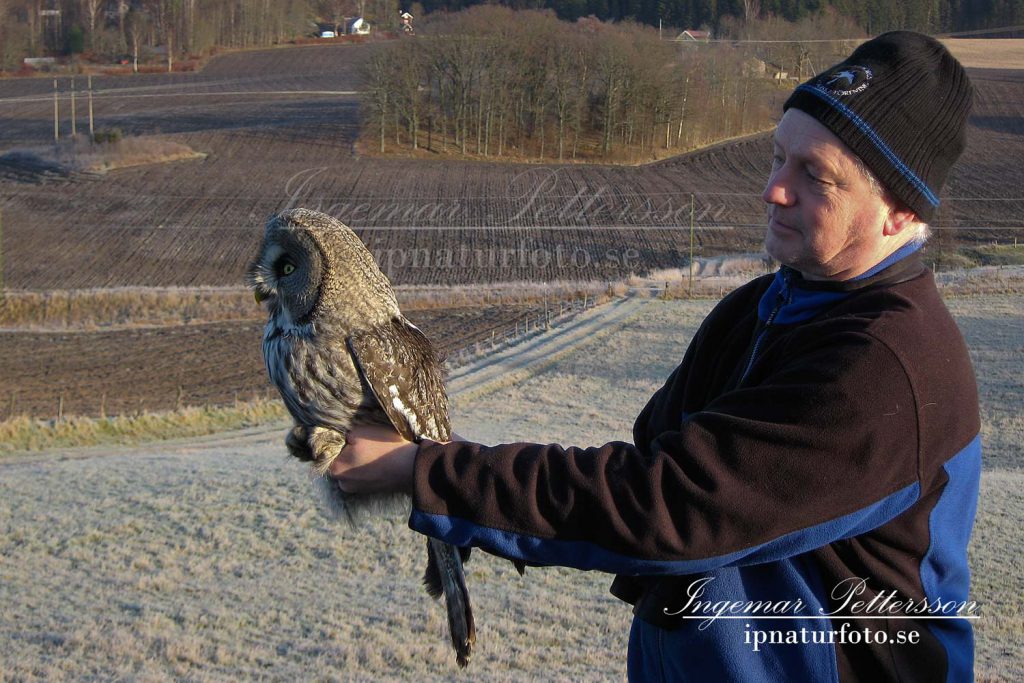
[815,65,873,96]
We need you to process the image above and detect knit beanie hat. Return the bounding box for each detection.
[783,31,973,222]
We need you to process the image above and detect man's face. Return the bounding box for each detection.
[763,109,897,280]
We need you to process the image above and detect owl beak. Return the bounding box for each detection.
[254,290,268,304]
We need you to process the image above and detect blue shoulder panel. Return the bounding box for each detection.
[409,480,920,575]
[919,434,982,683]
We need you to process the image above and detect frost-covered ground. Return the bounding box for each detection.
[1,294,1020,682]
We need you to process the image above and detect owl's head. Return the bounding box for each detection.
[245,208,397,326]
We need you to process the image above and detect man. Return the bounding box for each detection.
[331,31,980,681]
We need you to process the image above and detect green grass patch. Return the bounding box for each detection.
[0,399,287,454]
[964,244,1024,267]
[913,244,1024,272]
[927,251,981,271]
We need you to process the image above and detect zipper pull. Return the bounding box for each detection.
[777,269,795,310]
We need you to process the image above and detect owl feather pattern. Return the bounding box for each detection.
[246,208,475,667]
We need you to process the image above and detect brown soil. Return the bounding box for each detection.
[941,39,1024,70]
[0,303,555,421]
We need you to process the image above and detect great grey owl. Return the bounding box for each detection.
[246,208,475,667]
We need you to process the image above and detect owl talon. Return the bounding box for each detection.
[308,426,348,474]
[285,424,314,462]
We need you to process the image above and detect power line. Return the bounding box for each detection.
[938,25,1024,38]
[2,187,1023,201]
[675,37,866,44]
[0,221,1016,231]
[0,90,362,106]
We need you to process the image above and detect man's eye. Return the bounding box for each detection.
[806,169,830,185]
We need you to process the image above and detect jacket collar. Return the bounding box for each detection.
[790,240,927,292]
[758,242,926,324]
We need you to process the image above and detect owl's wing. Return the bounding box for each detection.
[350,316,490,644]
[347,316,452,443]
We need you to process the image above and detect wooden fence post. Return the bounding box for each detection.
[0,207,4,300]
[53,78,59,141]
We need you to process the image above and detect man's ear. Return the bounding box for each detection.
[883,205,919,237]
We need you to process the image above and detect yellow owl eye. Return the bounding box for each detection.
[282,263,296,275]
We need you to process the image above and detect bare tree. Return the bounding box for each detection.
[742,0,760,23]
[125,6,147,72]
[365,49,398,152]
[80,0,103,49]
[390,42,426,149]
[595,36,627,157]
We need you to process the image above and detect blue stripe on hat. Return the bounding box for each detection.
[795,84,940,207]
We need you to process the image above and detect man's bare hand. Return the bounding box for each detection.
[329,424,418,495]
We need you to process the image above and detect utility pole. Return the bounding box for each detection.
[53,78,59,141]
[88,75,94,140]
[688,193,695,297]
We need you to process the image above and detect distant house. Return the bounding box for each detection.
[676,30,711,42]
[764,60,795,81]
[347,17,371,35]
[23,57,57,67]
[316,21,339,37]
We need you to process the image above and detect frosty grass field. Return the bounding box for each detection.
[1,293,1021,682]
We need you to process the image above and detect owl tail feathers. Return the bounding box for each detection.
[425,537,476,668]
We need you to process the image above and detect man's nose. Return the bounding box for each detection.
[762,168,795,207]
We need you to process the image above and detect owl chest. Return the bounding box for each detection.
[262,327,367,429]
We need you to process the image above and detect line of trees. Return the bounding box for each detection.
[420,0,1022,35]
[0,0,397,71]
[3,0,1022,72]
[364,7,864,162]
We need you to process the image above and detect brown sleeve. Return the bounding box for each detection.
[409,330,926,575]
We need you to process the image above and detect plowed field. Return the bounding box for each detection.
[1,47,1021,290]
[1,42,1021,421]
